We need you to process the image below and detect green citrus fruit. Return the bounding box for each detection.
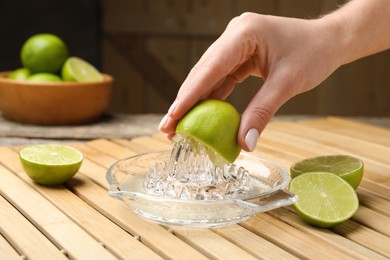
[290,155,364,189]
[289,172,359,228]
[175,99,241,167]
[21,33,69,73]
[20,144,83,186]
[8,68,31,80]
[27,73,62,82]
[61,57,103,82]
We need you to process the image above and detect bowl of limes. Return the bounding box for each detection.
[0,33,113,125]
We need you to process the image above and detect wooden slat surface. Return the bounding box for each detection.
[0,117,389,259]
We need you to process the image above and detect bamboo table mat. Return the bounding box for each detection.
[0,117,389,259]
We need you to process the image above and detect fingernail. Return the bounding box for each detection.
[167,133,175,140]
[168,100,178,115]
[158,114,169,131]
[245,128,259,151]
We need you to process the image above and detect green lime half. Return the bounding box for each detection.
[290,155,364,189]
[289,172,359,228]
[175,99,241,167]
[62,57,103,82]
[20,144,83,186]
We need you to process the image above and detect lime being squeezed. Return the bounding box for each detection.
[175,99,241,167]
[144,99,258,200]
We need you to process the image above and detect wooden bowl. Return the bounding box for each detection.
[0,71,113,125]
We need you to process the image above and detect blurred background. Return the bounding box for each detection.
[1,0,389,117]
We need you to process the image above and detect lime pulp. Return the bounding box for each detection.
[20,144,83,186]
[289,172,359,228]
[62,57,103,82]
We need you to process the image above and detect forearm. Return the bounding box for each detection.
[321,0,390,66]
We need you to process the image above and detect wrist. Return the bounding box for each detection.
[318,0,390,66]
[315,13,350,69]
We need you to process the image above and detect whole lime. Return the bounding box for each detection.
[21,33,69,73]
[8,68,31,80]
[175,99,241,166]
[28,73,62,82]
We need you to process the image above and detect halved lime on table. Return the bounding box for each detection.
[289,172,359,228]
[20,144,83,186]
[62,57,103,82]
[174,99,241,167]
[290,155,364,189]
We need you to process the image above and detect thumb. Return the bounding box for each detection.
[238,76,294,151]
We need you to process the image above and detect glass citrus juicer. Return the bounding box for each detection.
[106,137,297,228]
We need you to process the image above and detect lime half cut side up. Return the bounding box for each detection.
[20,144,83,186]
[62,57,103,82]
[289,172,359,228]
[290,155,364,189]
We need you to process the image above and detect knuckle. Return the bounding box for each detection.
[251,105,274,126]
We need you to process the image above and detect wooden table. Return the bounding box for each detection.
[0,116,389,259]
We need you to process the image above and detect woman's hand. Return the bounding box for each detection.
[158,0,390,151]
[159,13,341,151]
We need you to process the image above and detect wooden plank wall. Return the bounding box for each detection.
[101,0,390,116]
